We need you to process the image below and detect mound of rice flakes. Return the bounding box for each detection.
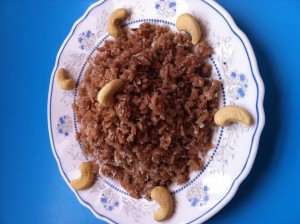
[72,23,220,199]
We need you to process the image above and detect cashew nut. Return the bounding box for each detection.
[214,105,252,126]
[97,79,124,107]
[176,13,201,45]
[70,162,94,190]
[56,68,76,90]
[108,8,128,38]
[151,186,174,222]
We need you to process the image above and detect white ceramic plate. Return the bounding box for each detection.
[48,0,265,223]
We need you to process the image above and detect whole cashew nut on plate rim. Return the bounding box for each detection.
[108,8,128,38]
[151,186,174,222]
[56,67,76,90]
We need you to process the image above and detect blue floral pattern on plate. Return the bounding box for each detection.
[187,182,209,207]
[78,30,96,51]
[155,0,176,18]
[100,189,120,211]
[57,115,72,136]
[227,71,249,100]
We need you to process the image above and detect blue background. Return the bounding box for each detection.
[1,0,300,223]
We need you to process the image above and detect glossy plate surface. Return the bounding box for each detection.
[48,0,265,223]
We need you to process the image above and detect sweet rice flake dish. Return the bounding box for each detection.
[72,22,221,199]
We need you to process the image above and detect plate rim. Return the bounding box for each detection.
[47,0,265,223]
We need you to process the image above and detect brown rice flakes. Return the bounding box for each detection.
[72,23,220,199]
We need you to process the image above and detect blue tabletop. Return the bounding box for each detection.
[1,0,300,223]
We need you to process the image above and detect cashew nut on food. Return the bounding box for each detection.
[56,68,76,90]
[214,105,252,126]
[151,186,174,222]
[176,13,201,45]
[108,8,128,38]
[97,79,124,107]
[70,162,94,190]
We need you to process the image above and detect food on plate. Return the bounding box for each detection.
[176,13,202,45]
[72,19,221,199]
[214,105,252,126]
[70,162,95,190]
[108,8,128,38]
[49,2,261,222]
[56,67,76,90]
[151,186,174,222]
